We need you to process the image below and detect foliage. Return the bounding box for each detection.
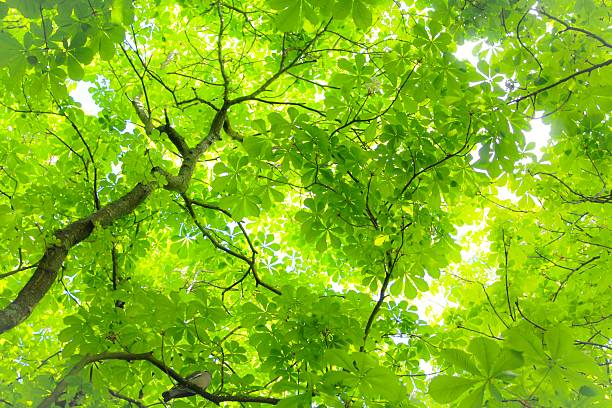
[0,0,610,406]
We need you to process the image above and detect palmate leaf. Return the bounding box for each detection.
[352,0,372,29]
[0,0,610,406]
[467,337,500,375]
[440,348,481,376]
[276,393,312,407]
[0,32,23,67]
[361,367,405,401]
[428,375,479,404]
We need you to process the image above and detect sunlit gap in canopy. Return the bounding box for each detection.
[69,80,101,116]
[455,39,552,193]
[70,79,136,134]
[455,40,552,164]
[408,40,555,325]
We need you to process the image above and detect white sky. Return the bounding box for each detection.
[70,81,101,116]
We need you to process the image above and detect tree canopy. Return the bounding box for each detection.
[0,0,610,406]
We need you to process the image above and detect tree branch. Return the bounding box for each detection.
[181,195,281,296]
[398,113,472,197]
[0,180,156,334]
[38,352,280,407]
[228,19,331,106]
[509,58,612,106]
[552,255,600,302]
[108,389,145,408]
[158,109,190,156]
[361,229,406,352]
[0,105,228,333]
[537,8,612,48]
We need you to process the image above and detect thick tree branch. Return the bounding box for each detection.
[38,352,280,407]
[130,94,154,135]
[131,95,191,156]
[0,106,228,333]
[0,181,156,334]
[159,109,191,156]
[156,109,227,193]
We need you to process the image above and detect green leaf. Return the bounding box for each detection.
[0,1,609,406]
[0,32,22,67]
[505,324,545,362]
[373,234,388,246]
[440,348,481,376]
[98,34,116,61]
[468,337,500,375]
[111,0,126,24]
[429,375,478,403]
[544,325,573,361]
[459,385,485,408]
[352,0,372,29]
[491,348,523,377]
[73,47,95,65]
[363,367,405,401]
[276,1,302,32]
[243,135,273,158]
[333,0,352,19]
[324,349,355,372]
[9,0,38,18]
[67,56,84,80]
[276,393,312,407]
[561,349,601,376]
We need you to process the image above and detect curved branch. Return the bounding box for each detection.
[108,389,145,408]
[331,61,420,137]
[516,9,543,73]
[228,19,331,106]
[361,227,407,352]
[398,113,472,197]
[537,8,612,49]
[159,111,190,155]
[249,98,326,116]
[533,171,612,204]
[38,351,280,408]
[181,195,281,296]
[509,58,612,106]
